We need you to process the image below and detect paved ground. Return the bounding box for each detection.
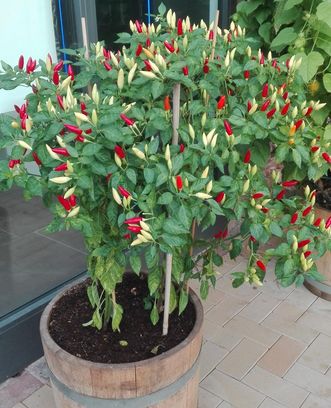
[1,254,331,408]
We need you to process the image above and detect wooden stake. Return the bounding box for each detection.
[163,82,182,336]
[81,17,90,59]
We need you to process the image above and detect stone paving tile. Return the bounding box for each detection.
[298,333,331,374]
[257,335,307,377]
[201,369,265,408]
[285,286,317,310]
[12,404,26,408]
[297,309,331,337]
[285,363,331,402]
[198,387,223,408]
[223,316,280,348]
[238,292,281,323]
[214,255,247,279]
[258,398,287,408]
[206,321,243,352]
[200,341,228,380]
[205,296,248,326]
[0,372,42,408]
[23,385,55,408]
[26,357,50,385]
[217,401,235,408]
[217,338,267,380]
[300,393,331,408]
[243,366,309,408]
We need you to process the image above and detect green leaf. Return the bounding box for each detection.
[271,28,297,50]
[164,218,189,234]
[169,284,177,314]
[112,303,123,331]
[323,73,331,92]
[150,303,159,325]
[250,224,264,240]
[82,143,102,156]
[162,233,187,247]
[92,309,102,330]
[270,221,283,237]
[148,268,161,295]
[232,274,245,288]
[316,1,331,26]
[151,81,164,99]
[144,168,155,183]
[284,0,303,10]
[230,239,242,259]
[158,192,173,205]
[126,168,137,185]
[158,2,166,15]
[298,52,324,82]
[200,280,209,300]
[129,254,141,275]
[178,289,189,315]
[258,22,272,44]
[292,149,302,168]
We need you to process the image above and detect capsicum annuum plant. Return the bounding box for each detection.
[0,4,330,333]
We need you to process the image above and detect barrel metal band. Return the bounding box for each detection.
[49,355,200,407]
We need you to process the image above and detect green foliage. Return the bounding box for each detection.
[0,8,330,334]
[234,0,331,124]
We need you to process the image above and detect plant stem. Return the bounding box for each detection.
[172,83,181,145]
[162,253,173,336]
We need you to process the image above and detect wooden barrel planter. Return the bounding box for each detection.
[40,282,203,408]
[304,206,331,301]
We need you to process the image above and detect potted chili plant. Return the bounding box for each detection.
[0,4,330,407]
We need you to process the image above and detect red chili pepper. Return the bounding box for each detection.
[164,96,171,111]
[243,149,251,164]
[106,173,112,183]
[53,70,59,85]
[217,95,226,110]
[304,251,312,258]
[260,99,271,112]
[14,105,20,113]
[176,175,183,191]
[314,217,322,227]
[224,120,233,136]
[118,186,130,198]
[54,60,64,71]
[311,146,320,153]
[8,159,21,168]
[326,217,331,229]
[276,189,286,200]
[247,100,252,112]
[69,195,77,207]
[164,41,175,53]
[177,18,183,35]
[256,260,266,272]
[136,44,143,57]
[244,70,250,80]
[262,83,269,98]
[146,38,151,47]
[271,59,278,68]
[281,102,290,116]
[290,213,298,224]
[261,207,269,213]
[127,225,142,233]
[57,95,64,111]
[222,228,228,239]
[214,230,223,239]
[85,128,92,135]
[120,113,135,126]
[144,60,152,71]
[57,196,71,211]
[64,124,83,135]
[68,65,74,80]
[124,217,144,224]
[322,152,331,164]
[123,233,131,239]
[135,20,142,33]
[103,48,110,59]
[182,66,189,76]
[209,30,214,40]
[267,108,276,119]
[80,102,87,115]
[305,106,313,117]
[54,163,68,172]
[282,180,298,187]
[52,147,70,156]
[32,152,42,166]
[215,192,225,203]
[203,64,209,74]
[249,236,256,242]
[227,32,232,42]
[179,144,185,153]
[21,117,27,130]
[302,206,312,217]
[259,53,265,65]
[18,55,24,70]
[298,239,311,248]
[295,119,303,130]
[252,193,264,199]
[114,145,125,159]
[75,135,85,142]
[286,59,290,69]
[282,91,289,101]
[104,61,112,71]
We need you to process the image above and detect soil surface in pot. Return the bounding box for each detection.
[48,274,196,363]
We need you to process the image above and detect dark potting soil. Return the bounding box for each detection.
[315,173,331,210]
[48,274,196,364]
